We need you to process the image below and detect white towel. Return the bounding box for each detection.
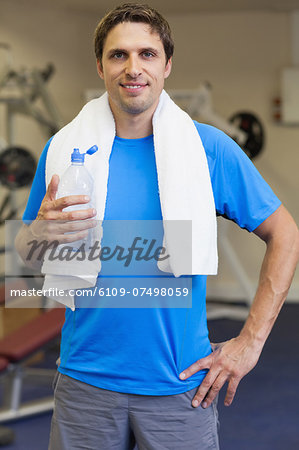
[42,90,218,309]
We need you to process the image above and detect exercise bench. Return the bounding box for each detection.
[0,308,65,422]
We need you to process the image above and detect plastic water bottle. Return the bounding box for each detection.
[56,145,98,249]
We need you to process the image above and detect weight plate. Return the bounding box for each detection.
[229,112,265,160]
[0,146,36,188]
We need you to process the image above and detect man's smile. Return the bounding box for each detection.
[119,82,148,93]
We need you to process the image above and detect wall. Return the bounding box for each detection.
[0,1,298,300]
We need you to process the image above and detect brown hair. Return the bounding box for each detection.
[94,3,174,64]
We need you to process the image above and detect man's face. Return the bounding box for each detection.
[97,21,172,117]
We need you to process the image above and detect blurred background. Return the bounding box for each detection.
[0,0,298,449]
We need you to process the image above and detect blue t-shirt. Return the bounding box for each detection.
[23,122,281,395]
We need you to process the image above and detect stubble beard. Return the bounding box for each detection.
[111,85,157,115]
[119,95,155,115]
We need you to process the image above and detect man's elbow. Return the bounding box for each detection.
[267,211,299,265]
[254,205,298,246]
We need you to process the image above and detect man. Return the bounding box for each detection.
[16,3,299,449]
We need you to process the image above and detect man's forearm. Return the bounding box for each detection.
[15,223,44,270]
[239,217,299,349]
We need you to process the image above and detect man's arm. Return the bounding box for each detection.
[15,175,97,270]
[179,204,299,408]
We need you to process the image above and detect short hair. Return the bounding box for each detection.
[94,3,174,64]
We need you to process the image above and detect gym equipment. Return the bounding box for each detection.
[229,111,264,160]
[0,145,37,226]
[0,146,36,189]
[0,145,36,223]
[0,43,63,225]
[0,308,65,422]
[0,43,63,138]
[168,82,265,160]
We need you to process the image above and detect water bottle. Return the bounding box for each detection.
[56,145,98,250]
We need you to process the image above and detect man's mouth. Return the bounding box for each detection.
[120,83,147,92]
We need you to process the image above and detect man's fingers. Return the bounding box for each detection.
[54,219,97,234]
[54,229,89,244]
[224,378,240,407]
[51,195,92,211]
[45,219,97,237]
[43,207,96,221]
[181,336,259,409]
[190,370,220,408]
[45,176,93,211]
[195,373,227,409]
[46,175,60,201]
[29,215,97,242]
[179,354,213,380]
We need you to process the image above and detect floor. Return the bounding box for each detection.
[0,303,298,450]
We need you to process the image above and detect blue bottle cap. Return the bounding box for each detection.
[71,148,84,162]
[86,145,98,156]
[71,145,98,163]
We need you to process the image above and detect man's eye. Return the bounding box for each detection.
[143,52,154,58]
[113,52,124,59]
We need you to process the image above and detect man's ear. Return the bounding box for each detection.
[164,57,172,79]
[96,59,104,79]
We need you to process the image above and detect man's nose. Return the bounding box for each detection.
[125,55,142,78]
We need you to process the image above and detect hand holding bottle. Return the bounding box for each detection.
[30,145,98,244]
[29,174,97,244]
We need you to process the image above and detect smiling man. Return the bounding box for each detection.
[15,3,299,450]
[96,21,171,117]
[95,19,172,138]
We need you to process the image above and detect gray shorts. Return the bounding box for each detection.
[49,372,220,450]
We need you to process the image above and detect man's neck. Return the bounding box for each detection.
[116,116,153,139]
[108,98,156,139]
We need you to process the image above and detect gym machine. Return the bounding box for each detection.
[168,83,264,160]
[0,42,64,224]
